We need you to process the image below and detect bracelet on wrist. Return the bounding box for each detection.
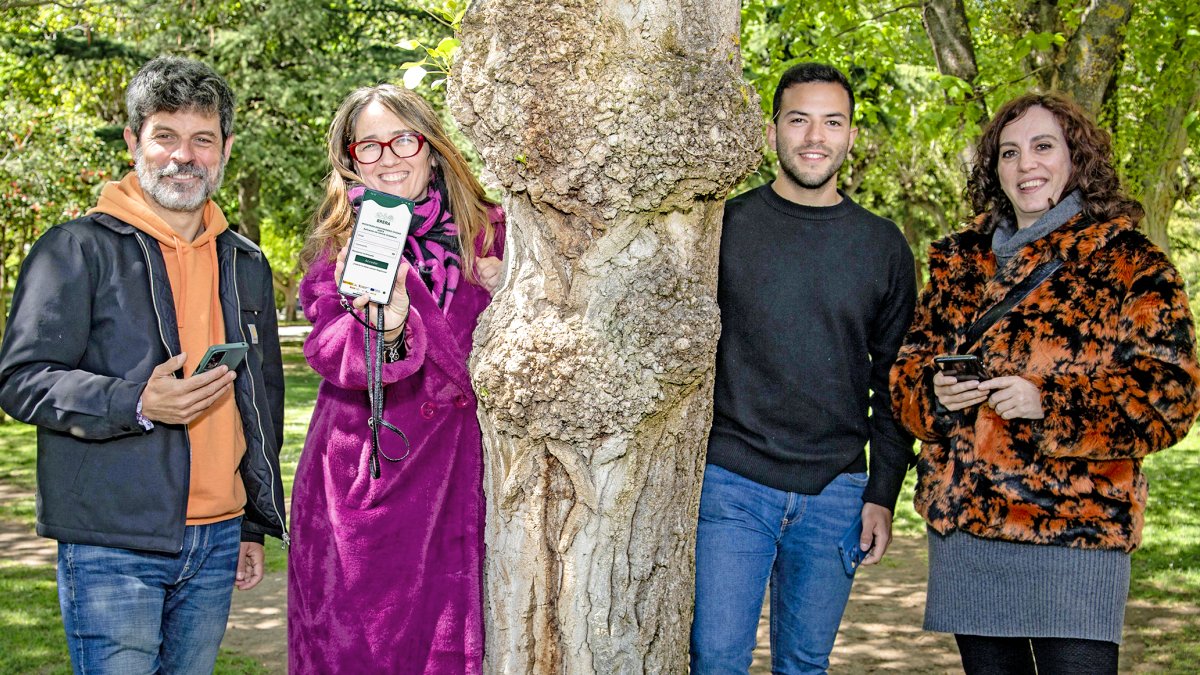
[383,325,408,363]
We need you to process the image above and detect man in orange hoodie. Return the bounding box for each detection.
[0,56,286,674]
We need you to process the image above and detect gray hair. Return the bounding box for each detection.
[126,56,235,141]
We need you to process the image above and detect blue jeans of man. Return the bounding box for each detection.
[57,517,242,674]
[691,465,866,674]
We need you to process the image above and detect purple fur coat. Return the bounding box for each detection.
[288,214,504,674]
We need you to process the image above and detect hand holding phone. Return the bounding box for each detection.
[932,354,990,411]
[141,351,237,425]
[194,342,249,376]
[933,354,989,381]
[838,516,870,576]
[337,189,415,304]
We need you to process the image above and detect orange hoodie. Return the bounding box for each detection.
[90,174,247,525]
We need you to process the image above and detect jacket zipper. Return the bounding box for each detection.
[232,252,291,548]
[135,233,190,553]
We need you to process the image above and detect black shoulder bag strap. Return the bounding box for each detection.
[960,258,1064,354]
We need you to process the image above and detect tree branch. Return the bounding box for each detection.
[921,0,978,83]
[921,0,988,119]
[1,0,100,10]
[824,3,923,43]
[1057,0,1133,116]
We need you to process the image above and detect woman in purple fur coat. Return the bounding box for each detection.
[288,84,504,674]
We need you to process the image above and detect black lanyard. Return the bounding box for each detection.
[342,297,411,477]
[364,304,411,477]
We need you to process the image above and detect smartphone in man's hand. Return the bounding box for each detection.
[194,342,249,376]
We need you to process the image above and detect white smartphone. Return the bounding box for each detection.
[337,188,415,304]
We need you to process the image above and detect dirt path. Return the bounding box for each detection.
[0,509,953,674]
[1,489,1190,673]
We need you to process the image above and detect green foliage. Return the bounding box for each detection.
[1115,0,1200,202]
[397,0,469,90]
[737,0,1200,276]
[0,0,446,331]
[0,103,125,298]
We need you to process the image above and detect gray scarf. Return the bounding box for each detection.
[991,189,1084,270]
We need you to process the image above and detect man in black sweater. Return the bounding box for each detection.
[690,63,916,673]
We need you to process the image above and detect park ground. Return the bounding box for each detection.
[0,333,1196,673]
[2,510,1194,673]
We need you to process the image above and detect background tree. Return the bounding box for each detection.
[449,0,760,670]
[0,0,447,329]
[734,0,1200,264]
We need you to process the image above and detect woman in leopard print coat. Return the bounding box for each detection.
[890,93,1200,674]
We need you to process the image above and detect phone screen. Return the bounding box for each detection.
[337,189,415,304]
[934,354,989,381]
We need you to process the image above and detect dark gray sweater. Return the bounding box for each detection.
[707,184,916,509]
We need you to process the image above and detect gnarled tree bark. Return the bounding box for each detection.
[449,1,761,672]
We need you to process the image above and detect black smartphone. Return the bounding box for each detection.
[193,342,249,376]
[934,354,989,381]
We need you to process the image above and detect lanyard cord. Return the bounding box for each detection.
[343,296,411,478]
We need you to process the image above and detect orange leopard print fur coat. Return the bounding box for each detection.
[890,213,1200,552]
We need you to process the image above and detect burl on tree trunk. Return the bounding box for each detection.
[449,1,761,672]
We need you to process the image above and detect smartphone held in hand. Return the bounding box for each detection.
[194,342,249,376]
[934,354,990,381]
[838,516,869,576]
[337,189,415,304]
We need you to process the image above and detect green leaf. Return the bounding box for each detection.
[403,66,428,89]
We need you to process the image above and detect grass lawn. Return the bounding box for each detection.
[890,434,1200,671]
[0,336,317,673]
[0,339,1198,670]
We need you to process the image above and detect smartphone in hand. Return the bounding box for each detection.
[193,342,249,376]
[338,189,415,304]
[934,354,989,381]
[838,516,869,576]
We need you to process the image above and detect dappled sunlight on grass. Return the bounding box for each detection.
[0,563,68,674]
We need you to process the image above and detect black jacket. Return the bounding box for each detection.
[0,213,287,552]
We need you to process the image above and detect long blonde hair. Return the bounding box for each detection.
[300,84,497,281]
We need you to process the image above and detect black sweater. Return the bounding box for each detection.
[707,185,916,510]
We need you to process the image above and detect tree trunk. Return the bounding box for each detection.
[1134,73,1200,253]
[1057,0,1133,116]
[283,275,299,322]
[921,0,987,121]
[237,172,261,244]
[449,1,761,672]
[922,0,979,85]
[1014,0,1062,88]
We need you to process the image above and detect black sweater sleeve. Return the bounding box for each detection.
[864,239,917,510]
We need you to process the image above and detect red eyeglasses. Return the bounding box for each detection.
[347,132,426,164]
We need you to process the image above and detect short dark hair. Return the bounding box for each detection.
[967,92,1143,232]
[772,63,855,122]
[126,56,235,141]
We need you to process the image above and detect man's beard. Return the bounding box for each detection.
[134,146,225,213]
[777,141,848,191]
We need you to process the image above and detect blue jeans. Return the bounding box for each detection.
[691,465,867,674]
[57,517,242,674]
